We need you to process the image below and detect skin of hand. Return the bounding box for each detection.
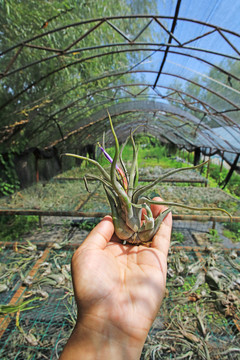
[60,197,172,360]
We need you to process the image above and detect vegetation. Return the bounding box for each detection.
[0,215,38,242]
[98,142,189,170]
[206,229,221,243]
[96,136,240,198]
[206,161,240,198]
[0,134,239,243]
[0,0,157,196]
[71,218,100,231]
[171,231,185,243]
[0,153,20,196]
[223,221,240,243]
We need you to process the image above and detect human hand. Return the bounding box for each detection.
[60,197,172,360]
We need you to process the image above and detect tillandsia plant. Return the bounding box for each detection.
[64,111,231,245]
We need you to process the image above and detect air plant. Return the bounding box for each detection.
[64,111,231,245]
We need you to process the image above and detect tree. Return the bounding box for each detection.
[0,0,158,191]
[0,0,159,152]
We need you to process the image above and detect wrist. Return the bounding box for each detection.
[60,312,145,360]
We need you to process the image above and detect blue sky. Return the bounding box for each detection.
[126,0,240,102]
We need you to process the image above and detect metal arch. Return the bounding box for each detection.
[1,14,240,158]
[30,91,236,152]
[41,90,201,138]
[62,118,194,150]
[153,0,182,88]
[62,114,221,153]
[5,65,239,136]
[70,104,239,153]
[31,79,238,143]
[2,45,239,113]
[72,110,234,154]
[19,67,238,139]
[108,120,197,148]
[44,100,240,153]
[74,111,226,152]
[1,11,240,113]
[102,122,185,148]
[2,43,240,81]
[102,120,196,148]
[1,15,240,57]
[45,100,201,148]
[21,89,238,157]
[49,71,239,124]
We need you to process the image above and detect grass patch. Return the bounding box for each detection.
[97,137,189,170]
[222,229,239,242]
[72,136,240,203]
[171,231,185,243]
[71,218,100,231]
[206,161,240,199]
[223,221,240,243]
[206,229,222,243]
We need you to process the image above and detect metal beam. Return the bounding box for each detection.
[153,0,182,88]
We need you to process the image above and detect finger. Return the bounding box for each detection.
[151,197,172,256]
[80,215,115,250]
[150,196,169,218]
[141,207,147,220]
[141,196,169,220]
[141,196,164,220]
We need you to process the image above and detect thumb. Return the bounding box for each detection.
[80,216,115,250]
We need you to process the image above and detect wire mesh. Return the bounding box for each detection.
[0,178,100,212]
[142,245,240,359]
[0,225,239,360]
[0,243,75,360]
[0,249,40,305]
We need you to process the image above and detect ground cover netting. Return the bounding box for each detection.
[0,244,75,360]
[171,220,240,249]
[0,249,38,305]
[77,183,240,217]
[0,163,239,251]
[0,163,208,213]
[142,246,240,359]
[0,223,239,360]
[0,177,238,218]
[139,166,207,183]
[56,164,208,183]
[0,179,100,212]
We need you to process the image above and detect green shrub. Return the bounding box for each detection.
[171,231,185,243]
[207,229,221,243]
[0,215,38,241]
[223,221,240,242]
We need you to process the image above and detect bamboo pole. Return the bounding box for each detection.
[53,177,208,184]
[0,209,238,222]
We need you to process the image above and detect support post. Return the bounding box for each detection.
[193,147,201,166]
[35,156,39,183]
[206,155,211,183]
[221,153,239,189]
[212,220,216,230]
[218,151,224,184]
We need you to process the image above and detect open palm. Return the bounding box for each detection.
[71,198,172,343]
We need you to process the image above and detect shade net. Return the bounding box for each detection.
[1,0,240,160]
